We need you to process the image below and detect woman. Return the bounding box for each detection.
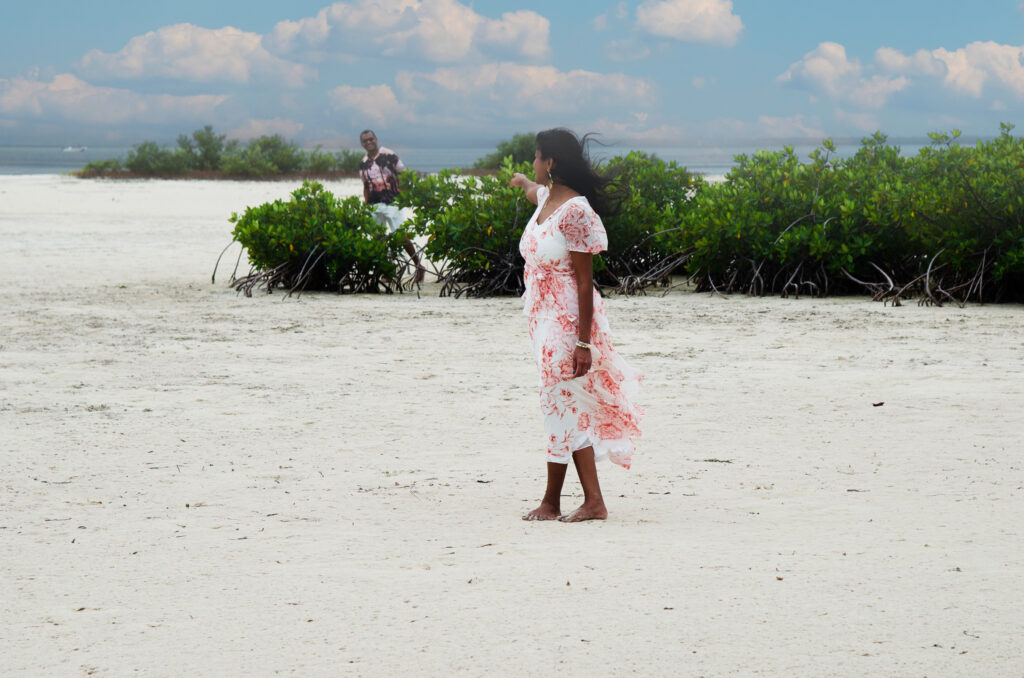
[510,129,643,523]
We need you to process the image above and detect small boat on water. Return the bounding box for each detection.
[62,146,87,152]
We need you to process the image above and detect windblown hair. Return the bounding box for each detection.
[535,128,622,216]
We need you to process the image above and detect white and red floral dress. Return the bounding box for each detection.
[519,186,643,468]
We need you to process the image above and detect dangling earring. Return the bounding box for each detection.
[546,175,554,190]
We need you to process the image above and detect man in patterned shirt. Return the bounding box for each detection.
[359,130,424,282]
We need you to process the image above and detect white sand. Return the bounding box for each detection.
[2,175,1023,676]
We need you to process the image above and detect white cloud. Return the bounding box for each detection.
[0,73,228,125]
[778,42,857,93]
[329,84,405,125]
[265,0,550,63]
[932,47,989,97]
[933,42,1024,97]
[778,42,908,109]
[874,47,944,77]
[479,10,549,58]
[227,118,304,141]
[267,10,331,54]
[593,14,609,31]
[876,41,1024,99]
[394,62,652,117]
[635,0,743,47]
[852,75,910,108]
[78,24,315,86]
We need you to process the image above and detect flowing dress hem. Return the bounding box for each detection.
[545,435,636,469]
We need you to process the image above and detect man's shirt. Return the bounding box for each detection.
[359,147,405,205]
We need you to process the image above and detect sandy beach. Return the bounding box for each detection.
[2,174,1023,676]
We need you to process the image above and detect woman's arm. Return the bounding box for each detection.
[510,172,542,205]
[569,250,594,378]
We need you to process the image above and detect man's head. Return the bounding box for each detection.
[359,130,378,156]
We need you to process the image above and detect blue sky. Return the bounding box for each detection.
[1,0,1021,148]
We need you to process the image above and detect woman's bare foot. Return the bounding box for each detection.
[558,501,607,522]
[522,501,561,521]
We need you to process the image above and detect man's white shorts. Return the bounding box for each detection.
[372,203,409,234]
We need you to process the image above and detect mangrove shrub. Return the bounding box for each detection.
[678,128,1024,303]
[80,126,364,178]
[220,181,409,295]
[601,152,703,291]
[396,161,535,297]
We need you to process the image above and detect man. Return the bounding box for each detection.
[358,130,424,282]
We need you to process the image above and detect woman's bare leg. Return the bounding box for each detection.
[523,462,568,521]
[560,446,608,522]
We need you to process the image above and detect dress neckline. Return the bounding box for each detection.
[536,192,585,226]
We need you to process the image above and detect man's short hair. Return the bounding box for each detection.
[360,129,376,139]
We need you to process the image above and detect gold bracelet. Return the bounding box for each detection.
[575,340,592,350]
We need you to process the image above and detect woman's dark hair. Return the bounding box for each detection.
[536,128,622,216]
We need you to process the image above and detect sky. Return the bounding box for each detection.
[0,0,1021,148]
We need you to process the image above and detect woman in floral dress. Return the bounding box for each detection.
[510,129,643,523]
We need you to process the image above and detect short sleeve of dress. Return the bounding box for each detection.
[559,201,608,254]
[536,185,549,205]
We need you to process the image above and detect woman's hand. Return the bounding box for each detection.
[572,346,592,378]
[511,172,541,205]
